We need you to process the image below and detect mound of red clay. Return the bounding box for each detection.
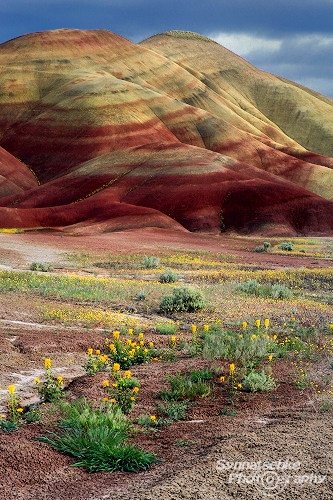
[0,29,333,235]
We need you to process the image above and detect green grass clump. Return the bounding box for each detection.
[39,399,158,473]
[160,286,207,313]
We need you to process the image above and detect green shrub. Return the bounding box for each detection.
[155,322,177,335]
[202,329,274,369]
[159,269,178,283]
[159,286,207,313]
[156,400,189,421]
[254,242,271,253]
[39,398,158,473]
[242,371,276,392]
[142,255,160,269]
[156,373,211,401]
[278,241,294,251]
[237,279,261,295]
[237,280,292,300]
[0,419,18,432]
[30,262,53,272]
[271,284,292,300]
[189,367,214,382]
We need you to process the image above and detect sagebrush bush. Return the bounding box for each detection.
[159,286,207,313]
[271,284,292,299]
[237,280,292,300]
[142,255,160,269]
[242,371,276,392]
[278,241,294,251]
[159,269,178,283]
[30,262,53,272]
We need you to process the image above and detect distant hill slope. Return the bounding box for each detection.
[0,28,333,235]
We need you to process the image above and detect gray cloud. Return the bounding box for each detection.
[209,31,333,98]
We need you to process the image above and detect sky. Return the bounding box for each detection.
[1,0,333,98]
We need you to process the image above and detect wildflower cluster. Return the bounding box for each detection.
[84,349,109,376]
[35,358,64,402]
[103,365,140,414]
[106,330,153,369]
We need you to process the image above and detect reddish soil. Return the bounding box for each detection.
[0,230,332,500]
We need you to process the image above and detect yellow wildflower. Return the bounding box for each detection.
[242,321,247,330]
[264,319,270,329]
[150,415,157,422]
[102,380,110,387]
[268,355,273,362]
[229,363,235,373]
[87,348,93,355]
[132,386,139,393]
[128,328,133,335]
[130,396,135,401]
[17,408,24,413]
[203,324,209,332]
[110,398,116,403]
[8,385,15,394]
[95,349,101,355]
[103,397,109,402]
[124,370,131,378]
[138,333,144,340]
[34,378,40,385]
[44,358,52,369]
[57,376,63,385]
[191,325,197,334]
[149,341,154,348]
[113,363,120,372]
[219,376,225,382]
[113,331,120,339]
[255,319,261,328]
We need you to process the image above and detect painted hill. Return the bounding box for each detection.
[0,28,333,235]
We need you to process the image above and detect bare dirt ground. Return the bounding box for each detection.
[0,229,332,500]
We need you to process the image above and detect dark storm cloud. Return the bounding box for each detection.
[2,0,333,42]
[0,0,332,97]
